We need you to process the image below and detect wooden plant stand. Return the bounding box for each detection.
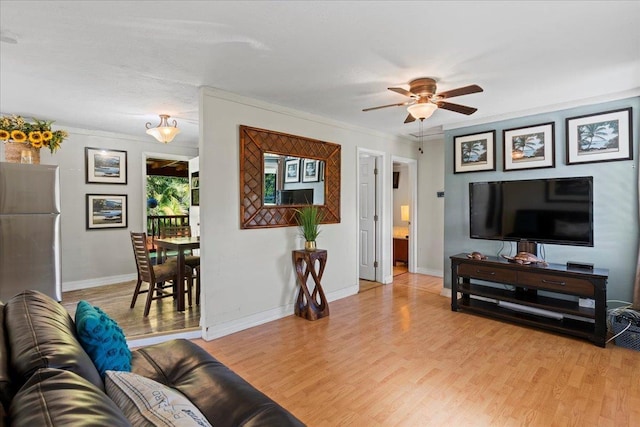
[292,249,329,320]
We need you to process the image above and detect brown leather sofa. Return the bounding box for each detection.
[0,290,304,426]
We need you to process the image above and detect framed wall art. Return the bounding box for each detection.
[565,107,632,165]
[503,122,555,171]
[191,188,200,206]
[284,158,300,183]
[85,147,128,184]
[86,194,128,230]
[453,130,496,174]
[191,171,199,189]
[302,159,320,182]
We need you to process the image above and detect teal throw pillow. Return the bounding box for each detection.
[75,300,131,376]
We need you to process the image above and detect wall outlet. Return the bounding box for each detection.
[436,191,445,198]
[579,298,595,308]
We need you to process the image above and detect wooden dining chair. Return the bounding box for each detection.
[159,226,201,305]
[130,231,191,316]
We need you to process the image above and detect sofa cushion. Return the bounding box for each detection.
[105,370,212,427]
[4,290,103,391]
[132,339,305,427]
[9,368,131,427]
[75,300,131,376]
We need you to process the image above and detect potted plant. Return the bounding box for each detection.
[295,205,324,251]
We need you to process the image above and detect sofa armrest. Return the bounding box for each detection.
[0,302,12,413]
[132,339,304,427]
[4,291,103,392]
[9,368,130,427]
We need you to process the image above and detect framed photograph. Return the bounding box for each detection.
[454,130,496,174]
[284,158,300,183]
[191,171,199,189]
[86,194,128,230]
[191,188,200,206]
[565,107,632,165]
[302,159,320,182]
[85,147,127,184]
[503,122,555,171]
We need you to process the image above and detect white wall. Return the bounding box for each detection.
[416,137,445,277]
[199,88,416,339]
[0,127,198,291]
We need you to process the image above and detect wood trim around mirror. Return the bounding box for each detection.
[240,125,341,229]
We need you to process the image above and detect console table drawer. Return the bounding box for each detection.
[457,264,517,283]
[518,272,594,296]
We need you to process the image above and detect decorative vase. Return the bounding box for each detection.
[304,241,317,251]
[3,142,41,164]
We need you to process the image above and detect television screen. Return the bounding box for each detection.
[469,176,593,247]
[277,189,314,205]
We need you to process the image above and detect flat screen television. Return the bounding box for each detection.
[277,189,314,205]
[469,176,593,247]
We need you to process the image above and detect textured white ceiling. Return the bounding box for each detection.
[1,1,639,148]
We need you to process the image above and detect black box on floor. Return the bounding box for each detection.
[612,316,640,352]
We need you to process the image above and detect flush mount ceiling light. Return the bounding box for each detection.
[145,114,180,143]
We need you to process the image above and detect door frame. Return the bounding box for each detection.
[356,148,388,284]
[391,155,418,274]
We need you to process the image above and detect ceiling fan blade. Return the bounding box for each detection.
[388,87,415,98]
[404,114,416,124]
[362,101,413,112]
[437,101,478,115]
[437,84,483,99]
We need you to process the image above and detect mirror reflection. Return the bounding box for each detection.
[264,153,325,205]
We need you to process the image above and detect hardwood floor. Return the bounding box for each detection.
[61,280,200,339]
[393,264,408,276]
[193,274,640,427]
[62,276,400,338]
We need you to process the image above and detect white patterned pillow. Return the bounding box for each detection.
[104,370,212,427]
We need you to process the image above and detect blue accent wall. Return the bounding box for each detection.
[444,96,639,302]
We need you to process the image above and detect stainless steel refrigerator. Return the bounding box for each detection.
[0,162,61,301]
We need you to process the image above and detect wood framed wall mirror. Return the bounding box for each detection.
[239,125,341,229]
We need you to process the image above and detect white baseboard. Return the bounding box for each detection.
[415,267,443,277]
[128,329,203,349]
[440,287,454,298]
[202,285,359,341]
[63,273,137,292]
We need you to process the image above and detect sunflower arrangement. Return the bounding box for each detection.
[0,114,68,153]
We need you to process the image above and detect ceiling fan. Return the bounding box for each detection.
[363,78,483,123]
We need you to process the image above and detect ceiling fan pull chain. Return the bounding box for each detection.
[418,119,424,154]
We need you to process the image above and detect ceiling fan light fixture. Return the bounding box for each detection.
[407,102,437,120]
[145,114,181,143]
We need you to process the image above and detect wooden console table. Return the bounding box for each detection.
[292,249,329,320]
[450,253,608,347]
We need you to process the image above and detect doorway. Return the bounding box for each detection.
[142,152,200,335]
[392,162,409,276]
[392,156,417,276]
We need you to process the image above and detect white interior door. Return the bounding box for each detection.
[359,155,377,280]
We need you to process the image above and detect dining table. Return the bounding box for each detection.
[154,236,200,312]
